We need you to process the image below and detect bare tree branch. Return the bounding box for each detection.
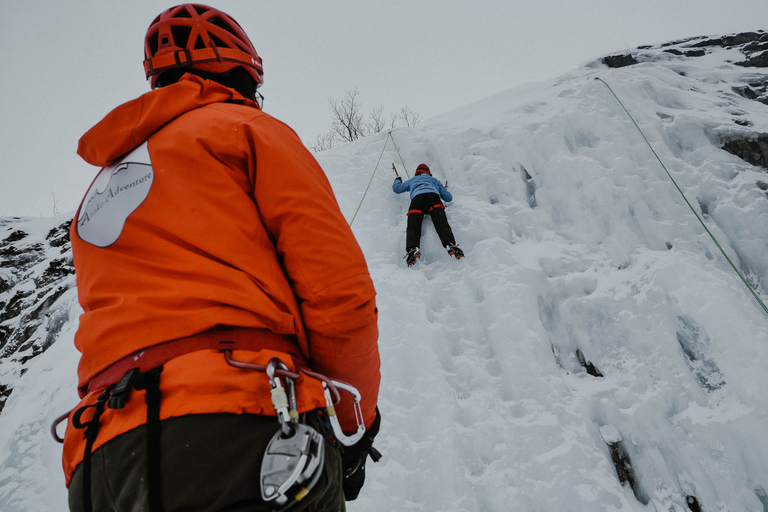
[369,107,386,134]
[310,89,422,152]
[399,106,422,127]
[330,89,368,143]
[311,131,336,152]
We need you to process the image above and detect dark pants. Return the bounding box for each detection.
[69,413,343,512]
[406,193,456,251]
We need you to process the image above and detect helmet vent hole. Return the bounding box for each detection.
[193,35,206,50]
[171,26,191,48]
[209,33,227,49]
[208,16,238,37]
[173,7,193,18]
[148,32,159,55]
[193,6,209,15]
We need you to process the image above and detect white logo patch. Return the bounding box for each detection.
[77,142,154,247]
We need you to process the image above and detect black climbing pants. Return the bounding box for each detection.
[406,192,456,251]
[68,413,344,512]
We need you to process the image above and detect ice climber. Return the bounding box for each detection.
[393,163,464,266]
[61,4,381,511]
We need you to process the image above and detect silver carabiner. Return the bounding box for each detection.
[266,358,294,436]
[321,379,366,447]
[298,368,367,446]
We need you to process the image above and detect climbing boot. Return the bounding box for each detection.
[405,248,421,267]
[446,244,464,259]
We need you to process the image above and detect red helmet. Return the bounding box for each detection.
[143,4,263,89]
[415,164,432,176]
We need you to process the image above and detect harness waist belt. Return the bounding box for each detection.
[84,327,303,395]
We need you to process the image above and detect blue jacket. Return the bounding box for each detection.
[392,174,452,202]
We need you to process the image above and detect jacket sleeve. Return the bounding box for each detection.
[392,177,408,194]
[437,179,453,202]
[245,115,380,430]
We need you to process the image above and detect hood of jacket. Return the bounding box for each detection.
[77,73,259,168]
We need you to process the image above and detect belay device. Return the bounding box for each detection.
[260,358,325,508]
[261,424,325,506]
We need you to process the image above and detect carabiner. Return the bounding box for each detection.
[266,358,295,436]
[321,379,366,447]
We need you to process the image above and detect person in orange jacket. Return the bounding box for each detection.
[62,4,381,511]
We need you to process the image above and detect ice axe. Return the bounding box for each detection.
[392,163,400,177]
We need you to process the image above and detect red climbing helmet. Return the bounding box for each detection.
[143,4,264,89]
[415,164,432,176]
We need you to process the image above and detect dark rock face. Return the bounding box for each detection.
[663,48,706,58]
[690,32,768,49]
[0,217,77,413]
[599,31,768,168]
[602,54,639,68]
[682,31,768,70]
[721,135,768,170]
[732,33,768,68]
[604,31,768,71]
[738,51,768,68]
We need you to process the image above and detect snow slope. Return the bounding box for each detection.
[2,33,768,511]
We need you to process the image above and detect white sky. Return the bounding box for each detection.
[1,0,766,218]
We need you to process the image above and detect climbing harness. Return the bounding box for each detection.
[70,387,109,512]
[53,328,371,512]
[82,327,301,395]
[69,366,165,512]
[349,131,410,226]
[596,77,768,317]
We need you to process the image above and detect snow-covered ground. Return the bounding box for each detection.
[2,34,768,511]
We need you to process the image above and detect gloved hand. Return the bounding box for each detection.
[395,176,402,182]
[341,407,381,501]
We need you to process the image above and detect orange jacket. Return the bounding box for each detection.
[63,74,379,485]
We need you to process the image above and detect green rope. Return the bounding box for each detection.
[389,131,411,179]
[348,131,411,226]
[349,134,390,226]
[596,77,768,316]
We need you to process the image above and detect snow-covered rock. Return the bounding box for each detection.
[0,215,77,413]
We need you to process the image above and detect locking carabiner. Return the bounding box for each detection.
[266,358,300,437]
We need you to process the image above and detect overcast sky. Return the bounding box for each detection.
[1,0,766,218]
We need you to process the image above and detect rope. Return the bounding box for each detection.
[596,77,768,316]
[389,132,411,179]
[349,132,409,226]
